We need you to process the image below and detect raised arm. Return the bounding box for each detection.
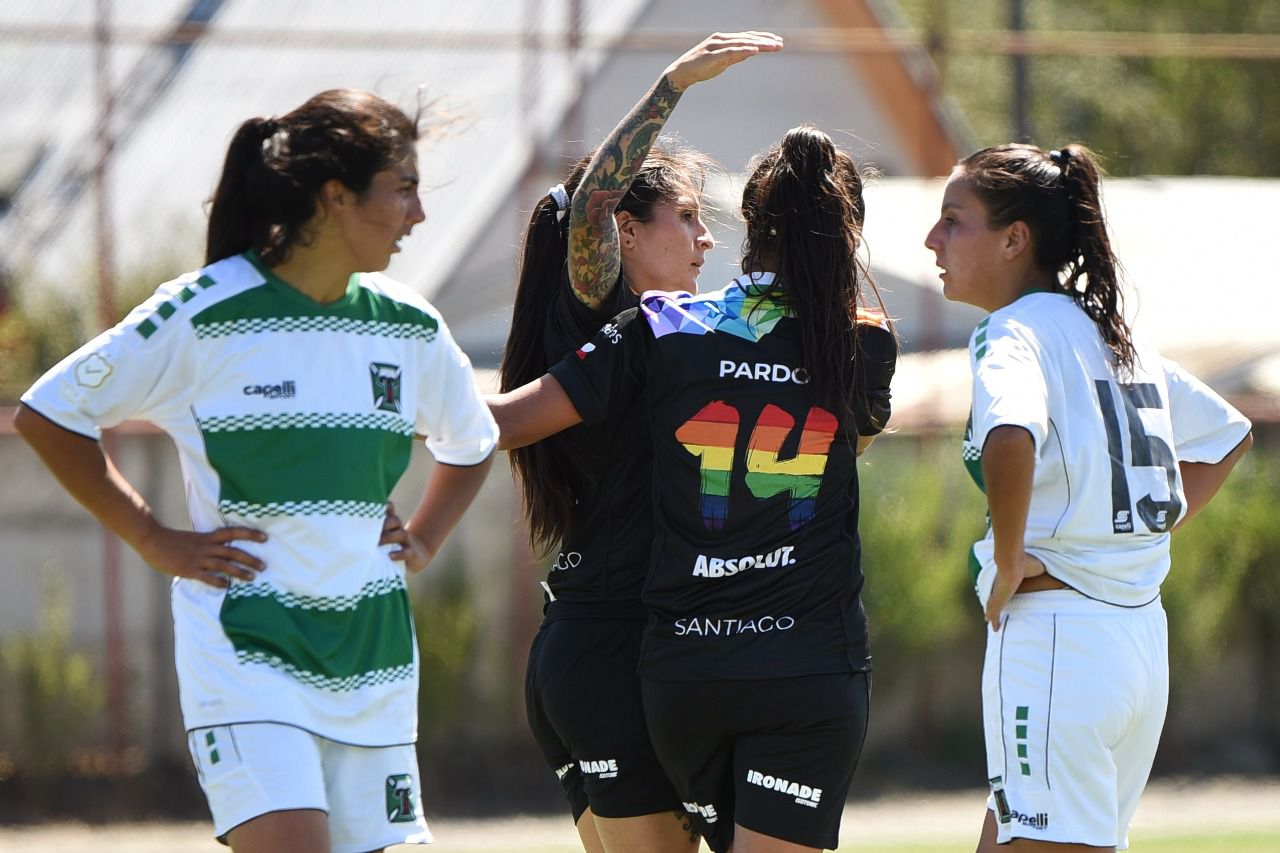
[568,31,782,308]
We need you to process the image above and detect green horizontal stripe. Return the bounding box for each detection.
[222,578,414,692]
[204,425,411,507]
[191,279,438,340]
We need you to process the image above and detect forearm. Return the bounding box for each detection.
[486,374,583,451]
[1175,431,1253,530]
[405,455,494,558]
[568,74,683,307]
[13,404,162,551]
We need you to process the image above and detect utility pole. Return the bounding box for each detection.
[1010,0,1032,142]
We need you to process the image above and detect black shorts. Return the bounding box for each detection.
[641,671,871,852]
[525,603,685,822]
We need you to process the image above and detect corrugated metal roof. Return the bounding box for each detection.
[0,0,647,296]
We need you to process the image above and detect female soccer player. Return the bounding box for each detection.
[492,124,897,853]
[13,90,498,853]
[924,143,1252,852]
[501,32,781,853]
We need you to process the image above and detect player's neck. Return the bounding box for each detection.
[271,244,354,304]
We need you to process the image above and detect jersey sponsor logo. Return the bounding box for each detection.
[718,360,810,384]
[673,615,795,637]
[552,551,582,572]
[385,774,416,823]
[578,758,619,779]
[683,800,719,823]
[242,380,296,399]
[370,362,402,413]
[73,352,114,388]
[554,762,575,780]
[746,769,822,808]
[691,545,796,578]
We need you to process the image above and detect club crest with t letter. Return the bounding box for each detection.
[370,362,403,413]
[386,774,415,822]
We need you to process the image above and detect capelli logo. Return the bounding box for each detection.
[1011,810,1050,830]
[243,381,297,399]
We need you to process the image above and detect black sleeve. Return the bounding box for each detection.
[548,306,647,426]
[543,266,635,364]
[853,321,897,436]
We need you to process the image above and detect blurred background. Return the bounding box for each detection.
[1,0,1277,828]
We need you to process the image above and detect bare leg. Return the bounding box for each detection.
[977,807,1116,853]
[976,809,1000,853]
[730,823,818,853]
[595,809,700,853]
[227,808,329,853]
[576,807,606,853]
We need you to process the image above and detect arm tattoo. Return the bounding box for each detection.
[568,75,683,309]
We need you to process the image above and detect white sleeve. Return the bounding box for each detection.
[969,317,1050,453]
[20,279,200,438]
[1164,359,1252,463]
[415,315,498,466]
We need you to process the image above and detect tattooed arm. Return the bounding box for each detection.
[567,31,783,309]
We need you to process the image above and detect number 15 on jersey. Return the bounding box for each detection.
[1093,379,1183,534]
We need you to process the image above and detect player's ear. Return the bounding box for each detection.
[1003,220,1032,261]
[616,211,639,251]
[319,178,354,213]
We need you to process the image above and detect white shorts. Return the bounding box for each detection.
[983,590,1167,850]
[188,722,432,852]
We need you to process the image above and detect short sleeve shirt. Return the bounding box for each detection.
[550,272,897,680]
[22,252,498,745]
[961,293,1251,607]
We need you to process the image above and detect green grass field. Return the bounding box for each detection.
[833,831,1280,853]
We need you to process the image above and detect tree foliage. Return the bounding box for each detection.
[897,0,1280,175]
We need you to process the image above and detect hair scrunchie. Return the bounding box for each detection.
[547,184,570,222]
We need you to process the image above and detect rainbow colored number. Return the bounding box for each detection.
[676,401,837,531]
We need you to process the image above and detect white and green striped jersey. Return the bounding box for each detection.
[961,293,1250,608]
[23,252,498,746]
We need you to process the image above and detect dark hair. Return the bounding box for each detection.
[499,138,713,554]
[958,143,1135,374]
[205,89,419,266]
[740,125,886,423]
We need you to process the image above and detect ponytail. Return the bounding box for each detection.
[1053,146,1135,375]
[205,117,278,265]
[500,164,584,555]
[740,125,886,424]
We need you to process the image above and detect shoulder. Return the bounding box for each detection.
[354,273,449,343]
[970,294,1067,363]
[123,255,266,343]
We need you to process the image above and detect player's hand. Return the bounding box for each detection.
[664,31,784,92]
[381,501,434,575]
[985,551,1046,631]
[135,525,267,589]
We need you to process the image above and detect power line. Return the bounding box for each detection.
[4,24,1280,60]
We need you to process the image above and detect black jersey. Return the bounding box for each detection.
[549,273,896,680]
[537,269,655,604]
